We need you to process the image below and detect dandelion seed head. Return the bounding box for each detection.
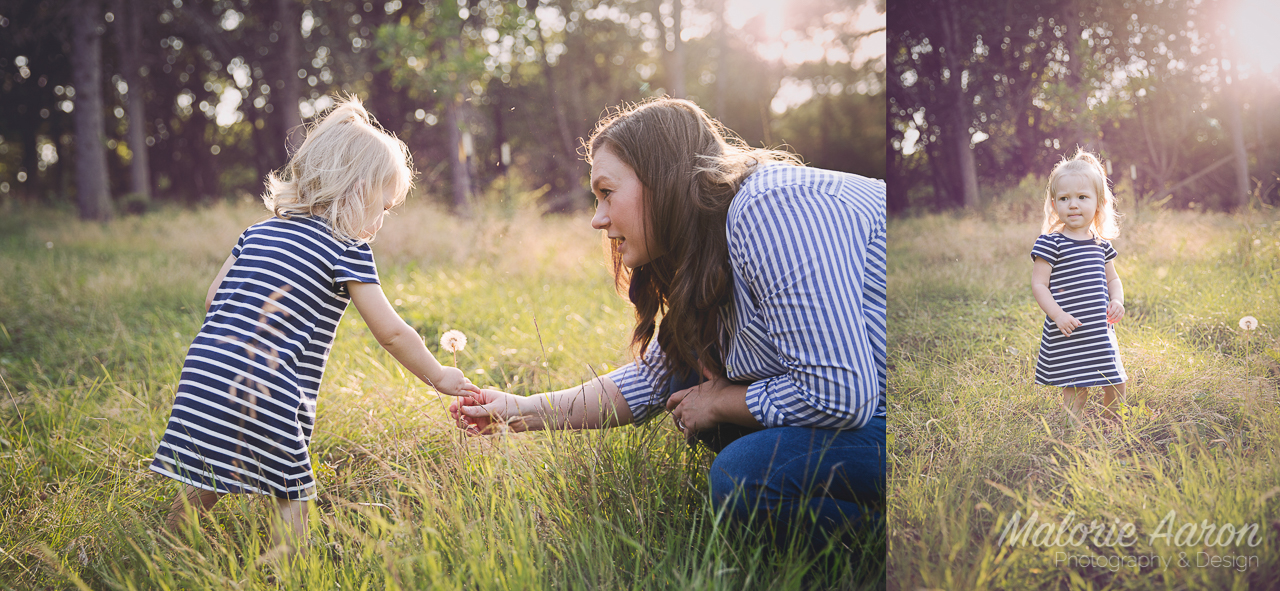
[1239,316,1258,330]
[440,329,467,352]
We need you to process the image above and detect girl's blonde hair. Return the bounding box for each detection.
[262,96,413,242]
[1042,148,1120,241]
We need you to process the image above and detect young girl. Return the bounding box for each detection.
[149,97,479,553]
[1031,149,1126,424]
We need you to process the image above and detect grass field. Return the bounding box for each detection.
[0,199,881,590]
[888,206,1280,589]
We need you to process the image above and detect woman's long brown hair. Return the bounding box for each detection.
[585,98,800,383]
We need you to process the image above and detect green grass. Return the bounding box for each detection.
[0,199,882,590]
[888,206,1280,589]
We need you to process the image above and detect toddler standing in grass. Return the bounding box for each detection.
[148,97,479,555]
[1030,149,1127,425]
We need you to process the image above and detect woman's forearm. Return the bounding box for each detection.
[517,375,633,430]
[708,382,760,428]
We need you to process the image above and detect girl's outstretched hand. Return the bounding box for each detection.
[1054,313,1083,337]
[432,366,482,397]
[1107,300,1125,324]
[449,389,523,435]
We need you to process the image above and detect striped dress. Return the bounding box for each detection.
[1031,233,1127,388]
[150,216,378,500]
[607,164,887,430]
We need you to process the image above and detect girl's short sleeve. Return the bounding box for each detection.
[1103,241,1118,262]
[333,242,379,297]
[1031,235,1058,265]
[230,231,248,259]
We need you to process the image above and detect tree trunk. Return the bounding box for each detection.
[113,0,151,209]
[491,81,508,177]
[71,0,112,220]
[1225,79,1250,210]
[939,0,979,208]
[444,93,472,215]
[670,0,685,98]
[1063,0,1091,151]
[276,0,303,154]
[19,125,38,194]
[924,134,957,208]
[532,1,587,212]
[246,105,273,187]
[714,0,727,119]
[655,0,685,98]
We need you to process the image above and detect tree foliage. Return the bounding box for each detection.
[1,0,886,216]
[889,0,1278,213]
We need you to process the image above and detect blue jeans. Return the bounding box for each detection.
[708,420,886,548]
[662,373,885,548]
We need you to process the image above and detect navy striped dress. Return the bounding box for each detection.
[1031,233,1127,388]
[607,164,887,429]
[150,216,378,500]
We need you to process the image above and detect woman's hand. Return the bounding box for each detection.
[449,389,526,435]
[1107,299,1125,324]
[665,374,756,442]
[1053,313,1082,337]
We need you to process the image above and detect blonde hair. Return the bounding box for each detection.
[262,96,413,242]
[1041,148,1120,241]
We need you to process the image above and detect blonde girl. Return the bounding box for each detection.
[149,96,479,554]
[1030,149,1127,423]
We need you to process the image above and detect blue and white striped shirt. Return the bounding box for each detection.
[606,164,887,430]
[150,215,378,500]
[1031,233,1126,387]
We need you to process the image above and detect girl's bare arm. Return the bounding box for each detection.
[347,281,478,396]
[1033,257,1081,336]
[1031,257,1063,319]
[451,376,633,432]
[1105,260,1125,322]
[205,255,237,312]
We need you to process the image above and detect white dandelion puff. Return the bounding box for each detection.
[1239,316,1258,331]
[440,330,467,352]
[440,329,467,367]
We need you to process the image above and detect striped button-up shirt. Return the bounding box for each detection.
[606,163,887,429]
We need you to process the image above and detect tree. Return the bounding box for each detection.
[274,0,303,151]
[111,0,151,210]
[71,0,111,220]
[528,0,590,212]
[654,0,685,98]
[3,0,886,213]
[377,0,496,214]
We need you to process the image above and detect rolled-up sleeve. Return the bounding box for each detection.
[728,174,887,429]
[604,340,671,424]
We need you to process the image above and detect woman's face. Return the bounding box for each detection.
[591,146,659,268]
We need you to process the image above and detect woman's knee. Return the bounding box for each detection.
[708,439,769,515]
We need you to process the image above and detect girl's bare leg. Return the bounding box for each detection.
[163,485,224,534]
[1062,386,1088,426]
[269,497,309,558]
[1101,382,1126,420]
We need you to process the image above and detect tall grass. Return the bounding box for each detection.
[0,199,881,589]
[888,205,1280,589]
